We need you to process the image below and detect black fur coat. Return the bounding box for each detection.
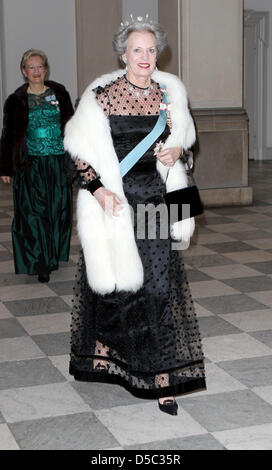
[0,80,74,176]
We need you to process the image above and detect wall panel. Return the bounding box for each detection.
[76,0,121,96]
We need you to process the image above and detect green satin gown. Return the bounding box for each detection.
[12,88,72,275]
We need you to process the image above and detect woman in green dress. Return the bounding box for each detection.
[0,49,74,282]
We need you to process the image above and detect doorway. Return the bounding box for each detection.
[244,10,269,160]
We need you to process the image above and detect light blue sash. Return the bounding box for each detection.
[120,86,168,177]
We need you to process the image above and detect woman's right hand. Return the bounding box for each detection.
[1,176,11,184]
[93,187,124,217]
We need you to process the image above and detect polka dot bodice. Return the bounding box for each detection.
[95,74,162,117]
[71,75,170,187]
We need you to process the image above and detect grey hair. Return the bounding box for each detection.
[112,21,167,62]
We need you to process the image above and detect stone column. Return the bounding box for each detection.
[182,0,243,108]
[159,0,253,206]
[183,0,252,206]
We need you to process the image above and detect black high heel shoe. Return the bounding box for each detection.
[158,399,178,416]
[38,272,50,283]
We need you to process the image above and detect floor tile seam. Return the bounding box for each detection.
[247,290,272,300]
[175,400,272,434]
[244,386,272,408]
[0,286,58,295]
[15,312,71,322]
[213,277,272,288]
[221,249,272,257]
[189,276,272,286]
[3,408,98,426]
[0,333,30,341]
[199,314,249,328]
[217,310,272,321]
[210,422,272,448]
[0,329,70,341]
[196,272,267,280]
[251,383,272,392]
[178,387,270,405]
[194,292,270,306]
[200,329,245,339]
[215,353,272,368]
[208,366,272,390]
[202,338,272,359]
[0,355,69,368]
[202,330,270,340]
[6,410,99,428]
[3,329,71,339]
[93,401,211,436]
[206,349,272,364]
[0,370,70,386]
[0,355,47,364]
[2,312,71,319]
[92,401,208,433]
[87,413,127,448]
[122,432,223,450]
[235,382,272,394]
[0,379,78,394]
[185,257,244,266]
[2,423,22,449]
[196,244,264,252]
[190,278,247,286]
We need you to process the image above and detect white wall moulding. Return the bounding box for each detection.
[265,147,272,159]
[244,0,272,152]
[244,10,269,160]
[181,0,243,109]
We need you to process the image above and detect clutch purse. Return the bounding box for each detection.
[164,152,204,221]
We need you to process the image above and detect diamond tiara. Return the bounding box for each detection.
[120,13,153,28]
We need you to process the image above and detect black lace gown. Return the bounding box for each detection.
[69,76,206,399]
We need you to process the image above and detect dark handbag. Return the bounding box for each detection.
[164,152,204,221]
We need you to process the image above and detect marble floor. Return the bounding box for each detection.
[0,161,272,450]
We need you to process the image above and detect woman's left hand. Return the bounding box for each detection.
[156,146,182,167]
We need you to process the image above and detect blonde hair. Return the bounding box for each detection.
[20,49,49,81]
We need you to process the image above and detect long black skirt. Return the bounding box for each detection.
[69,148,206,399]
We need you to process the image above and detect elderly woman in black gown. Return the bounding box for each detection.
[64,16,206,416]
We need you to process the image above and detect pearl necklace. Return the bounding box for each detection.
[125,75,154,98]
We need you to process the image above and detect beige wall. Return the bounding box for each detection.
[122,0,158,21]
[76,0,244,110]
[1,0,77,105]
[76,0,160,96]
[76,0,122,96]
[158,0,180,75]
[182,0,243,109]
